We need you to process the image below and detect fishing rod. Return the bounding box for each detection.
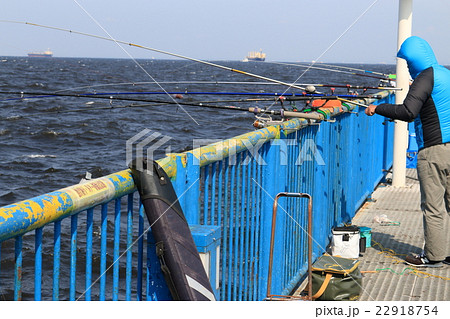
[2,95,325,121]
[301,83,400,91]
[50,81,400,95]
[268,61,391,81]
[310,62,395,79]
[59,89,392,97]
[0,20,310,92]
[0,91,230,106]
[0,91,380,108]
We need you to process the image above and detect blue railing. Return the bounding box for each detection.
[0,92,395,300]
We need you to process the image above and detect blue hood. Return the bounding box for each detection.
[397,36,438,79]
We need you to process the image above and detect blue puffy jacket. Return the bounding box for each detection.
[375,36,450,150]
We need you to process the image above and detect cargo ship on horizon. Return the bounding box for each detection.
[28,49,53,58]
[243,49,266,62]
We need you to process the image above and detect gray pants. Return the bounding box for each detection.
[417,143,450,261]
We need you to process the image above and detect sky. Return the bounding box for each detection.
[1,0,450,64]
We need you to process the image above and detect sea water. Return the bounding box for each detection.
[0,57,395,299]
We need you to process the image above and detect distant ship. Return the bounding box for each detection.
[243,49,266,62]
[28,49,53,58]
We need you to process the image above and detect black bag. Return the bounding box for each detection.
[311,254,362,301]
[129,158,215,301]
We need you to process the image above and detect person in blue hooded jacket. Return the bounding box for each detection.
[366,36,450,268]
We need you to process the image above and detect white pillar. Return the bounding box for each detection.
[392,0,413,187]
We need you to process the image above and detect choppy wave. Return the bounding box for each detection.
[26,154,57,158]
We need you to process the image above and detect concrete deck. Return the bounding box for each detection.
[352,169,450,301]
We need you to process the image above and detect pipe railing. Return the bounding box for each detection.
[0,91,395,300]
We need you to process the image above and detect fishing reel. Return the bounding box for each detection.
[253,114,285,128]
[378,78,396,88]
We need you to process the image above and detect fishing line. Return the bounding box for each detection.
[71,0,200,126]
[311,62,392,78]
[262,0,380,113]
[268,61,390,81]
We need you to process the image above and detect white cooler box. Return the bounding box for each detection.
[331,226,360,258]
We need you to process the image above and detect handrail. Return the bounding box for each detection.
[0,170,135,242]
[0,90,390,243]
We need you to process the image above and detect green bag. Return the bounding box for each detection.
[311,254,362,301]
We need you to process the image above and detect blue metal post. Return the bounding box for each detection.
[69,214,78,301]
[238,154,246,300]
[112,198,121,301]
[243,155,251,300]
[346,113,356,218]
[259,139,279,300]
[137,201,144,301]
[85,208,94,301]
[249,158,258,300]
[269,137,286,296]
[203,164,210,224]
[53,220,61,300]
[220,158,229,300]
[233,153,241,300]
[14,235,23,301]
[173,155,187,213]
[34,227,43,301]
[126,193,134,300]
[99,204,108,300]
[210,162,217,224]
[146,231,172,300]
[217,161,223,227]
[185,152,200,224]
[0,243,1,293]
[254,156,262,301]
[313,122,329,257]
[228,154,236,300]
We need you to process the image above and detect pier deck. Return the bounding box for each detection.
[353,169,449,301]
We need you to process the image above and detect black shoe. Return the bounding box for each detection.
[444,257,450,265]
[405,253,444,268]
